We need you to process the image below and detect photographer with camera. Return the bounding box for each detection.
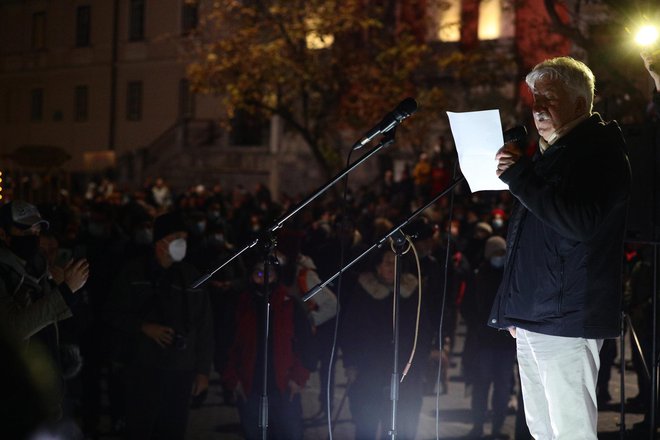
[0,200,89,437]
[106,211,213,440]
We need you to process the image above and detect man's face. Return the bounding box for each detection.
[0,224,41,261]
[531,77,583,141]
[3,224,40,243]
[376,253,396,285]
[155,231,187,263]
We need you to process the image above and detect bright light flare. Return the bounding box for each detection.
[635,25,659,46]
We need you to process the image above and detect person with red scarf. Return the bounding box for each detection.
[223,259,311,440]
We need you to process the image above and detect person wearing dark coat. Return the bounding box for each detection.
[106,212,213,440]
[462,236,515,439]
[341,247,432,440]
[489,57,631,439]
[0,201,89,437]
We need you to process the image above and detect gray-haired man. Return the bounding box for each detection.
[489,57,631,439]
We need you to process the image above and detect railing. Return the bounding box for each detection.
[143,118,222,167]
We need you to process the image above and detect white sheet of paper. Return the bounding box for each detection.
[447,109,509,193]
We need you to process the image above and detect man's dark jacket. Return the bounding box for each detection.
[106,255,213,374]
[489,113,631,338]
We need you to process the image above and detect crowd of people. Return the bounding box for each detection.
[0,156,525,439]
[1,52,659,440]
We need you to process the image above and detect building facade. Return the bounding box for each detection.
[2,0,643,201]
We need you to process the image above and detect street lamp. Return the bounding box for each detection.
[635,24,659,47]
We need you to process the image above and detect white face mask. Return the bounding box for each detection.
[168,238,187,262]
[492,218,504,229]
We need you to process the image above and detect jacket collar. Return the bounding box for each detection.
[358,271,417,300]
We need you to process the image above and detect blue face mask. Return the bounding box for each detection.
[490,255,506,268]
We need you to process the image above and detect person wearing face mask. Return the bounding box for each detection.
[106,211,213,440]
[461,236,514,439]
[223,259,311,440]
[0,200,89,429]
[490,57,631,439]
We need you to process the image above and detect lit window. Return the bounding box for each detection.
[305,17,333,49]
[478,0,502,40]
[437,0,461,42]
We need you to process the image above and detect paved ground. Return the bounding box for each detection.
[98,321,650,439]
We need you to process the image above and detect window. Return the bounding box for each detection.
[230,109,268,146]
[436,0,461,42]
[129,0,145,41]
[126,81,143,121]
[31,88,44,121]
[74,86,88,121]
[478,0,502,40]
[76,5,91,47]
[181,2,198,35]
[32,12,46,50]
[178,79,195,118]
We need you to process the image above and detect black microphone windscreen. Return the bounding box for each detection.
[396,97,418,117]
[503,125,527,144]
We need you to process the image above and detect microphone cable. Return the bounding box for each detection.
[323,145,357,440]
[435,159,460,440]
[395,234,423,384]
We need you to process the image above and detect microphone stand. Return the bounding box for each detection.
[257,239,276,440]
[303,173,466,440]
[191,134,398,440]
[388,229,406,440]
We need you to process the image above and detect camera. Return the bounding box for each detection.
[172,333,188,351]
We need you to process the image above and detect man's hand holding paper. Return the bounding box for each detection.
[447,109,518,192]
[495,143,522,177]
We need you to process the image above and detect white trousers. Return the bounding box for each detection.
[516,328,603,440]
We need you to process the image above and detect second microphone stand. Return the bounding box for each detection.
[304,174,466,440]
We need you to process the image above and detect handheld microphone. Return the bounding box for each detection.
[353,98,418,150]
[503,125,527,144]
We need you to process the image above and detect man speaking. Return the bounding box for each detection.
[489,56,631,439]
